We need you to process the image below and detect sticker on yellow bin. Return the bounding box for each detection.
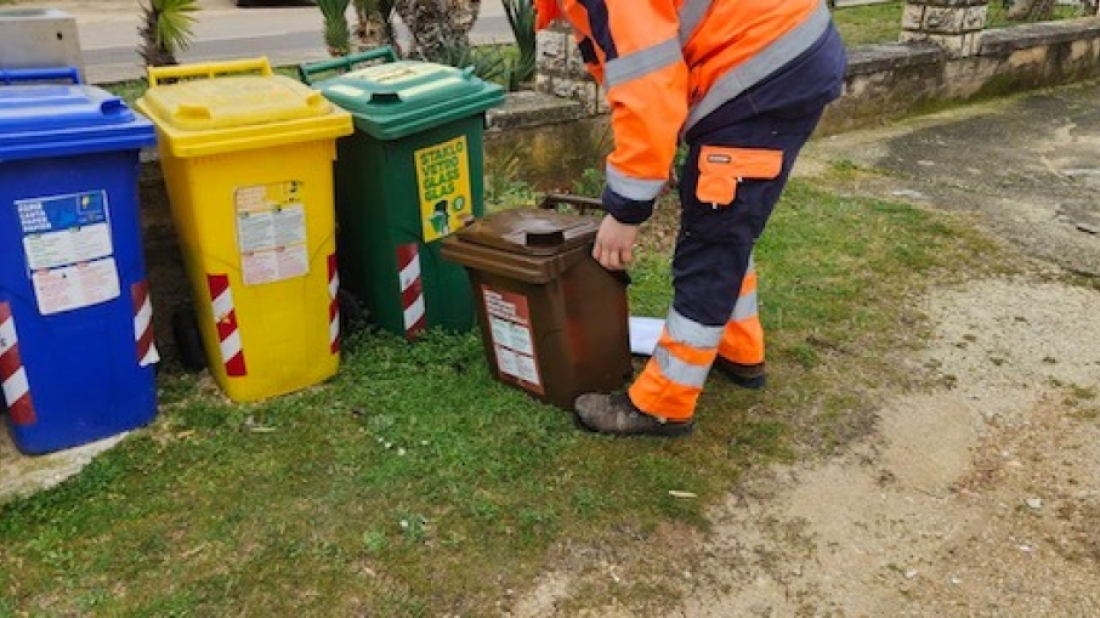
[415,135,473,242]
[234,181,309,286]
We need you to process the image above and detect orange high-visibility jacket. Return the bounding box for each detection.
[539,0,832,213]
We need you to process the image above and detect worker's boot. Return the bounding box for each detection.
[574,393,693,438]
[712,359,766,389]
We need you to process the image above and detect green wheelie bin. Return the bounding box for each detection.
[299,48,505,340]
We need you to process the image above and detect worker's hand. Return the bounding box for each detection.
[592,214,639,271]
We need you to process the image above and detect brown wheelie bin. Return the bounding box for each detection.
[440,195,633,409]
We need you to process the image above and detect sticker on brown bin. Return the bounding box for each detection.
[481,286,543,395]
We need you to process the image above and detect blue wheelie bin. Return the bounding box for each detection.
[0,68,159,454]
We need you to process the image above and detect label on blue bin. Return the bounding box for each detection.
[15,190,120,315]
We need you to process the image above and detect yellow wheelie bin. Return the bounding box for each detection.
[136,58,354,402]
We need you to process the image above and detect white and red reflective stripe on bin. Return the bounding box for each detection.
[328,253,340,354]
[0,302,36,425]
[206,274,247,377]
[397,243,427,340]
[131,281,160,367]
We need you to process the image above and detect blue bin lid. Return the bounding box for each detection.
[0,70,155,161]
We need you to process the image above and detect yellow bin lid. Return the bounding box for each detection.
[136,57,353,158]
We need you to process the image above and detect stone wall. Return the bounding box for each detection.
[822,18,1100,133]
[533,14,1100,135]
[901,0,989,57]
[534,21,608,116]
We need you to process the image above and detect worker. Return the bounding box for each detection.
[534,0,849,436]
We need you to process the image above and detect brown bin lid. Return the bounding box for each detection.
[455,208,598,256]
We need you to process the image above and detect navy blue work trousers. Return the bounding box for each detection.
[672,104,826,327]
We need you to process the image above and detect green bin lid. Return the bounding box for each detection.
[316,61,505,141]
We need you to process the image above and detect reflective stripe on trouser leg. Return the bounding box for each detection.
[629,307,723,422]
[718,253,764,365]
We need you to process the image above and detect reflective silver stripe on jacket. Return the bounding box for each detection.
[606,162,667,201]
[603,0,716,86]
[678,0,712,46]
[604,37,682,89]
[684,1,832,132]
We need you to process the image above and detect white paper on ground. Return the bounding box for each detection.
[629,316,665,356]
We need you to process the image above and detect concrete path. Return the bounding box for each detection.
[800,80,1100,278]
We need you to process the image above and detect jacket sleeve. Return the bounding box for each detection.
[577,0,688,224]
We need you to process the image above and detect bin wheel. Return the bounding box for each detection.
[338,289,369,334]
[172,307,207,372]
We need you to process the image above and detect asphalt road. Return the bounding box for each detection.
[73,3,514,83]
[23,0,888,84]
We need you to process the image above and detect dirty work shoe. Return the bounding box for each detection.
[713,359,766,389]
[574,393,694,438]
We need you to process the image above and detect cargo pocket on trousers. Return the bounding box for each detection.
[695,146,785,207]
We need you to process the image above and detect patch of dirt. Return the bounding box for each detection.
[0,433,125,504]
[508,276,1100,616]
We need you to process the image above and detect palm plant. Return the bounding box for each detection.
[398,0,482,61]
[502,0,536,89]
[317,0,352,57]
[352,0,401,52]
[138,0,198,67]
[433,42,509,83]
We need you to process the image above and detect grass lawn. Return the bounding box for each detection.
[0,164,1008,614]
[834,0,1091,47]
[833,0,909,47]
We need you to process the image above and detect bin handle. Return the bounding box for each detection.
[0,67,81,85]
[147,57,274,86]
[537,193,605,215]
[297,46,399,85]
[537,194,631,284]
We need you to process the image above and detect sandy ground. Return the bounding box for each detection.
[679,277,1100,617]
[0,436,125,501]
[509,275,1100,617]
